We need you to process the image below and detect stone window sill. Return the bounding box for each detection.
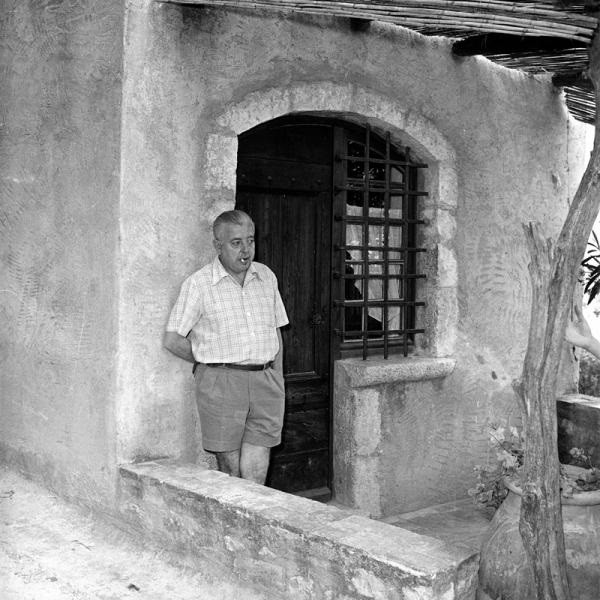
[336,356,456,388]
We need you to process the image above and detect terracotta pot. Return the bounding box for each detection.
[478,481,600,600]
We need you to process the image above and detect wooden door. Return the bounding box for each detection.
[236,121,332,498]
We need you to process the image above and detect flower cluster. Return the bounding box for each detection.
[561,448,600,497]
[468,425,524,510]
[468,425,600,510]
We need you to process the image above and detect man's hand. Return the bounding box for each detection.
[565,303,600,359]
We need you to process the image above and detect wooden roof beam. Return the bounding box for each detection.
[156,1,598,44]
[560,0,600,11]
[552,71,593,89]
[453,33,586,56]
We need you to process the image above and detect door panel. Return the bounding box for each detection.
[236,122,332,496]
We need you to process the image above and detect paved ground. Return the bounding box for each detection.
[385,498,492,554]
[0,467,266,600]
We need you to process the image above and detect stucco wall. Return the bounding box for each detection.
[0,1,124,506]
[118,1,594,506]
[2,0,593,509]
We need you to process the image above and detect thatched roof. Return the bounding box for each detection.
[160,0,599,124]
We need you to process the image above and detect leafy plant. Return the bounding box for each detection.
[562,448,600,497]
[469,425,524,510]
[581,230,600,304]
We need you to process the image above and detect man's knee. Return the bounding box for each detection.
[214,449,241,477]
[213,445,269,484]
[240,442,270,484]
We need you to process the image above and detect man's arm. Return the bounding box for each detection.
[163,331,195,363]
[566,321,600,359]
[274,328,283,373]
[565,303,600,360]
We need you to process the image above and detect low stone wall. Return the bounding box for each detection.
[118,460,478,600]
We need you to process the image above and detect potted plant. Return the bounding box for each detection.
[472,424,600,600]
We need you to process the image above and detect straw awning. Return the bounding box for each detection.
[158,0,599,123]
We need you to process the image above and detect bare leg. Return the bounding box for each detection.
[240,442,270,484]
[214,449,241,477]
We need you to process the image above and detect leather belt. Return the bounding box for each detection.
[199,361,274,372]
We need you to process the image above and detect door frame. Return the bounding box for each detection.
[235,114,437,497]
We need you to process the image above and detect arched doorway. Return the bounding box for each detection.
[235,116,426,498]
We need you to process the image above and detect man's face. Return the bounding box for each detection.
[214,219,255,280]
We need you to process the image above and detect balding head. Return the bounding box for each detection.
[213,210,254,242]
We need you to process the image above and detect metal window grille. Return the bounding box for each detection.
[333,125,428,359]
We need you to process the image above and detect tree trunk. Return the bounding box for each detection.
[517,29,600,600]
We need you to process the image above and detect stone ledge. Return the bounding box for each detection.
[336,356,456,388]
[118,459,478,599]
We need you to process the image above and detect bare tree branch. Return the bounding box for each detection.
[516,26,600,600]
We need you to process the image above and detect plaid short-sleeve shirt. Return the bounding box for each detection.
[166,257,289,364]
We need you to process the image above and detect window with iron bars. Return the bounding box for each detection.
[332,125,428,359]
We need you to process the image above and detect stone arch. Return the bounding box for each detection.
[206,82,457,356]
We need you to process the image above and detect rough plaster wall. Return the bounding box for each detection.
[120,1,594,498]
[117,2,213,464]
[0,1,124,506]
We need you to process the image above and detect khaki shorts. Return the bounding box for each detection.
[194,364,285,452]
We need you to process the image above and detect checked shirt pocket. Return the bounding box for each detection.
[250,293,276,328]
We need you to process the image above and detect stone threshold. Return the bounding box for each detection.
[118,459,478,599]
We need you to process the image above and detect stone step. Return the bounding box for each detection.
[118,460,479,600]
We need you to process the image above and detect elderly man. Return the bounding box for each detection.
[163,210,288,484]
